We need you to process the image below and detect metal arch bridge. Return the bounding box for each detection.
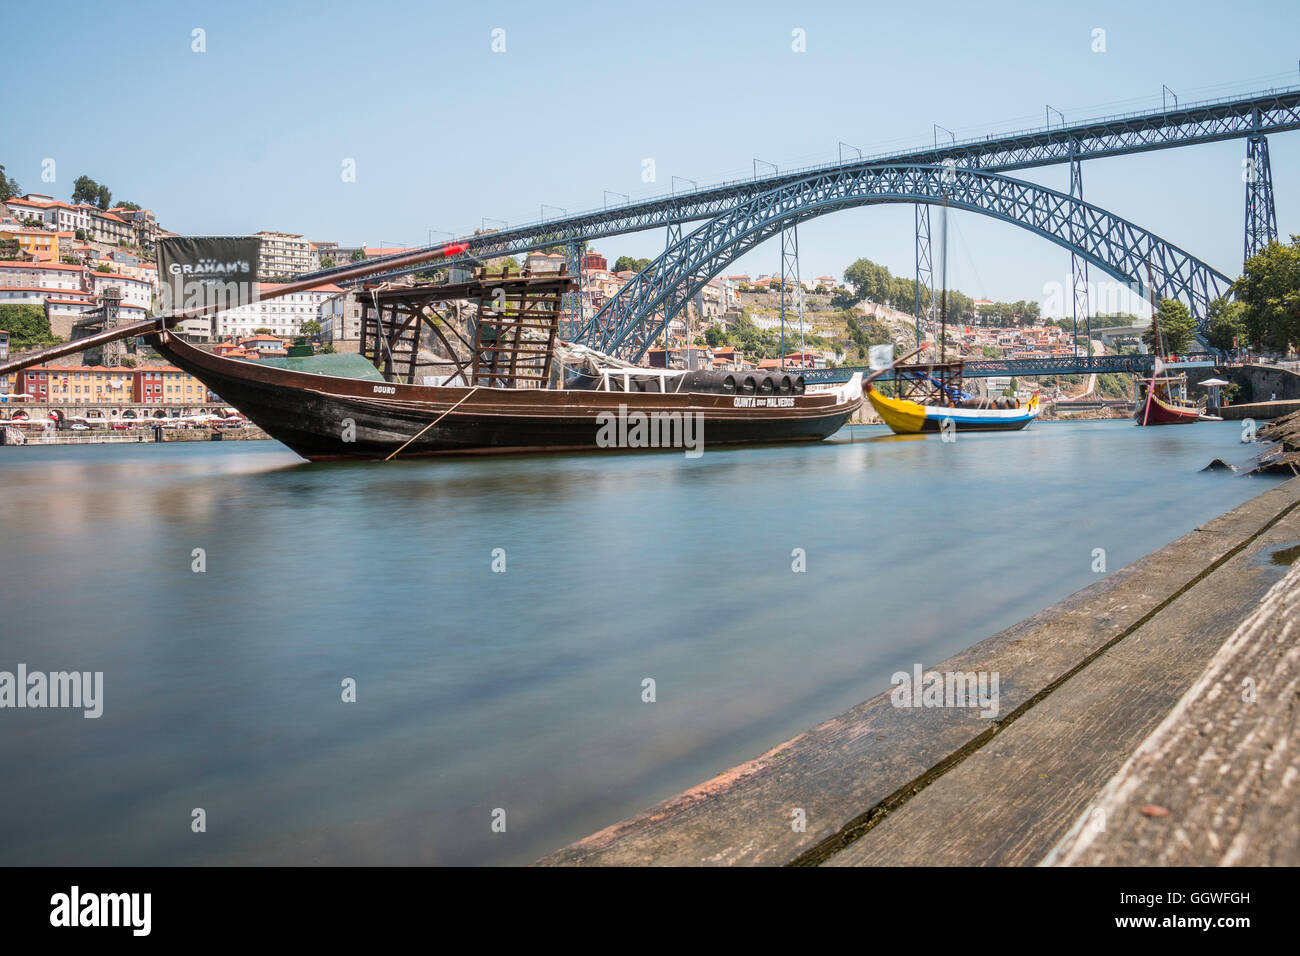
[572,164,1234,362]
[330,83,1298,364]
[345,85,1299,277]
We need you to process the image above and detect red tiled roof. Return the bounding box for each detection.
[254,281,344,294]
[0,260,86,271]
[0,287,95,296]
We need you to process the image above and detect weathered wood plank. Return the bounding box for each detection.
[1046,556,1300,866]
[826,510,1300,866]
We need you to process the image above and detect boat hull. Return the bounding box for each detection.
[145,332,862,461]
[1135,391,1201,425]
[866,388,1038,435]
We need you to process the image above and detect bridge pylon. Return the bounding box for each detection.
[1069,144,1092,358]
[563,240,586,340]
[658,221,684,352]
[1244,118,1278,263]
[779,221,805,366]
[914,204,934,348]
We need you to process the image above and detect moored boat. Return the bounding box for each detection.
[867,385,1040,434]
[140,267,864,461]
[1134,380,1202,425]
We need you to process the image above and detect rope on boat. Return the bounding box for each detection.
[384,387,481,461]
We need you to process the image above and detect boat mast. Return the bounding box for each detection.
[1141,260,1161,424]
[939,199,949,364]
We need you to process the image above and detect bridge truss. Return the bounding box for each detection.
[572,165,1233,362]
[311,85,1297,370]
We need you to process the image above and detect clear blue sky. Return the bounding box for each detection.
[4,0,1298,315]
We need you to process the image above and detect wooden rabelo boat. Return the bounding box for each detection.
[0,244,862,460]
[139,267,862,461]
[1134,373,1203,425]
[867,358,1039,434]
[865,200,1037,436]
[1133,260,1204,427]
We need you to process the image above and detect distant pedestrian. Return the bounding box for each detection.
[1271,392,1277,401]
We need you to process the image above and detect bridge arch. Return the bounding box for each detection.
[576,164,1233,362]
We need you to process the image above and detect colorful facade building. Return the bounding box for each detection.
[13,365,208,405]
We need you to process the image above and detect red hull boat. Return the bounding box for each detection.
[1135,387,1201,425]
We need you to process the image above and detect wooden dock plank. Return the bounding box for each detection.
[1046,558,1300,866]
[825,510,1300,866]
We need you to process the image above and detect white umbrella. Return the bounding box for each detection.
[1197,377,1230,387]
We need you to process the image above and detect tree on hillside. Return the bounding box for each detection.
[887,275,931,319]
[1142,298,1197,355]
[0,164,20,201]
[72,175,101,205]
[1202,295,1247,352]
[116,200,141,211]
[95,184,112,210]
[1234,236,1300,353]
[0,303,59,348]
[843,258,891,305]
[613,255,654,275]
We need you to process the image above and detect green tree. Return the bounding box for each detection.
[300,319,323,338]
[0,163,19,201]
[613,255,654,275]
[116,200,141,211]
[319,256,335,269]
[1234,236,1300,352]
[71,175,101,205]
[349,250,364,262]
[1142,299,1197,355]
[0,303,58,347]
[1202,296,1247,352]
[252,327,274,335]
[843,258,892,305]
[95,184,112,210]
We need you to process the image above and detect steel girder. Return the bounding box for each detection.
[778,221,807,361]
[1069,145,1092,357]
[562,240,584,340]
[1244,133,1278,261]
[801,352,1206,384]
[345,87,1300,285]
[575,164,1233,362]
[914,204,933,348]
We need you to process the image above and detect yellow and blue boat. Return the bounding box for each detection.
[867,386,1039,434]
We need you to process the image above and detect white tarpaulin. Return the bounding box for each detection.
[868,344,895,370]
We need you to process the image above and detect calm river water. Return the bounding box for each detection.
[0,420,1277,864]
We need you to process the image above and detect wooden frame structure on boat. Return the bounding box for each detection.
[356,266,577,387]
[894,359,966,406]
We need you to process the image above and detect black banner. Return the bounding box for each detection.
[0,865,1277,942]
[157,236,260,335]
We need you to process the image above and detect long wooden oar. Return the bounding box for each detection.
[862,344,929,388]
[0,241,470,377]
